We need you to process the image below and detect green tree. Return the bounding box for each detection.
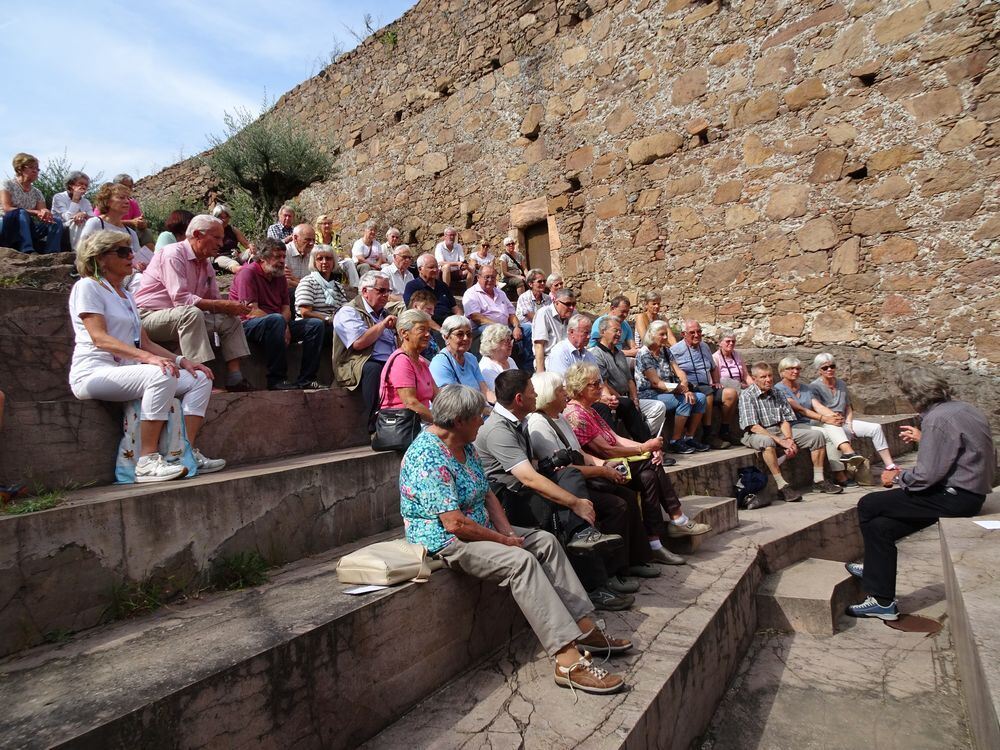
[204,104,334,239]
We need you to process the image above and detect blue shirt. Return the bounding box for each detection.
[669,340,715,385]
[588,315,634,350]
[332,299,396,362]
[773,382,814,425]
[429,349,486,389]
[402,276,456,324]
[399,430,492,553]
[546,338,597,374]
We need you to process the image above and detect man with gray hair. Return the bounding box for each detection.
[434,226,469,287]
[546,314,596,374]
[384,242,414,300]
[402,253,461,327]
[351,222,384,271]
[136,215,253,391]
[266,205,296,244]
[284,223,317,290]
[532,288,577,372]
[333,271,398,431]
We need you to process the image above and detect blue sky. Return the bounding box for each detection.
[0,0,414,182]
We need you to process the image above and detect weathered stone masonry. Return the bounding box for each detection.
[139,0,999,425]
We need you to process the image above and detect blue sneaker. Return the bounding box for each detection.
[846,596,898,621]
[845,562,863,579]
[685,437,711,453]
[668,439,695,455]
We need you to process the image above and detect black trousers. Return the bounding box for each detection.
[587,477,651,571]
[593,398,652,442]
[858,486,985,600]
[360,357,387,433]
[627,458,683,539]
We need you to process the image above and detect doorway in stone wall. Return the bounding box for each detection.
[522,221,551,275]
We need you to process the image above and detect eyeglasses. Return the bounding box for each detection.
[104,246,133,258]
[820,364,837,371]
[785,366,801,371]
[585,380,602,388]
[687,330,703,335]
[451,331,473,339]
[372,287,391,295]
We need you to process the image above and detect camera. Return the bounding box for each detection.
[537,448,582,476]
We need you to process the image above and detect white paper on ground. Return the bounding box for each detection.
[973,520,1000,530]
[344,584,390,594]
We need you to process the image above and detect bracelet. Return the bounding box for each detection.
[175,355,184,366]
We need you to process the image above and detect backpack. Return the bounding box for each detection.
[734,466,770,510]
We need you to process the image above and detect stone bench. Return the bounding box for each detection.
[939,492,1000,750]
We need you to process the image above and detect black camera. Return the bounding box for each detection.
[537,448,583,476]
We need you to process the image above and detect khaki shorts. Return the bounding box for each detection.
[741,425,825,451]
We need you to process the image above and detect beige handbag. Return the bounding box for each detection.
[336,539,443,586]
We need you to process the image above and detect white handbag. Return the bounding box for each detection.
[336,540,443,586]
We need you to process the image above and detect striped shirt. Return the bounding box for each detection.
[294,273,349,316]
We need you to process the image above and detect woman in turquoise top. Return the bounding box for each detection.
[429,315,492,404]
[397,384,632,695]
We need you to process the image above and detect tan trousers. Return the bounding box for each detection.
[140,306,250,364]
[436,526,593,656]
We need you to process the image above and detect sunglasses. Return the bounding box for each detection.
[556,300,577,307]
[105,246,133,258]
[820,364,836,371]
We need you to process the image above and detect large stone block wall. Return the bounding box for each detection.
[138,0,999,422]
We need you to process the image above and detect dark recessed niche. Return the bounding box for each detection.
[568,175,582,191]
[846,165,868,180]
[697,130,710,146]
[464,212,474,229]
[856,72,877,87]
[393,110,403,123]
[489,58,501,71]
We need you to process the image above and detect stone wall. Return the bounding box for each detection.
[137,0,1000,424]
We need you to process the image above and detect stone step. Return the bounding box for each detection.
[664,495,738,555]
[0,288,72,340]
[939,491,1000,750]
[756,557,863,635]
[1,479,902,749]
[0,333,74,401]
[0,386,369,489]
[0,446,402,656]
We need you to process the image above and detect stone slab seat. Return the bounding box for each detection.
[0,446,402,657]
[0,483,902,749]
[939,491,1000,750]
[0,386,370,489]
[0,288,73,340]
[663,495,738,555]
[0,332,74,401]
[756,557,863,635]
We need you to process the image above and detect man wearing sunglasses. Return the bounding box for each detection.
[532,288,577,372]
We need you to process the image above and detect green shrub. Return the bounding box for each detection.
[34,151,103,208]
[141,193,206,235]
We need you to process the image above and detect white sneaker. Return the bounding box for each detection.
[193,449,226,475]
[135,453,188,483]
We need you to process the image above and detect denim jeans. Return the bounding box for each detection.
[1,209,64,254]
[242,313,324,386]
[648,390,706,417]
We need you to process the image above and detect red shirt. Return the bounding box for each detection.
[228,261,288,317]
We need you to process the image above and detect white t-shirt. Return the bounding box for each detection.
[479,356,517,391]
[352,238,384,264]
[469,251,495,267]
[435,241,464,265]
[68,277,142,385]
[79,217,148,264]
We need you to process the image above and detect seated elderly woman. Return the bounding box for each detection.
[211,204,253,270]
[429,315,492,404]
[633,291,676,346]
[634,320,708,455]
[51,170,92,251]
[774,356,869,487]
[154,210,194,251]
[399,383,632,694]
[80,183,150,278]
[1,152,64,254]
[479,323,517,392]
[515,268,550,323]
[379,309,439,423]
[810,353,899,473]
[563,362,710,565]
[295,245,350,340]
[527,372,659,592]
[68,231,224,482]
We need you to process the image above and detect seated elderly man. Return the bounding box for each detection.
[333,271,398,433]
[402,253,461,327]
[670,319,738,449]
[532,288,577,372]
[475,370,631,611]
[266,205,296,244]
[462,264,530,370]
[384,242,414,300]
[434,226,470,287]
[588,296,639,357]
[229,238,325,390]
[351,222,384,272]
[400,383,631,694]
[844,365,994,621]
[738,361,841,503]
[588,316,667,447]
[283,224,316,290]
[135,215,253,392]
[546,313,596,375]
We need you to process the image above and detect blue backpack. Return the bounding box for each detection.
[734,466,769,510]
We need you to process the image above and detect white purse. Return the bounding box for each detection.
[336,540,443,586]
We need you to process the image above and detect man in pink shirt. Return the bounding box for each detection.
[135,215,253,392]
[462,265,531,371]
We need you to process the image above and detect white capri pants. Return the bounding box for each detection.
[812,419,887,471]
[71,364,212,421]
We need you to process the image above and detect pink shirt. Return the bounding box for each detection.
[380,351,435,410]
[134,240,220,310]
[462,283,515,324]
[713,349,747,383]
[564,401,619,447]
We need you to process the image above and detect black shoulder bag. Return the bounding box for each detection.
[371,351,424,452]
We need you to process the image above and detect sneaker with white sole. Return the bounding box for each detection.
[576,621,633,655]
[666,519,712,537]
[554,653,625,694]
[135,453,188,483]
[846,595,898,621]
[845,562,864,579]
[841,453,867,469]
[193,449,226,475]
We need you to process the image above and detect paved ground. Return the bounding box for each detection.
[700,523,973,750]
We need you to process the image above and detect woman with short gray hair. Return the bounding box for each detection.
[516,268,550,323]
[479,323,517,394]
[296,245,349,330]
[429,315,491,404]
[398,382,632,694]
[378,308,437,423]
[810,352,898,473]
[51,170,92,250]
[845,365,994,621]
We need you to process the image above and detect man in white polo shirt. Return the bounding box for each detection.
[434,226,470,287]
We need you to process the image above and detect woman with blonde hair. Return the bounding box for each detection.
[68,231,223,482]
[633,291,676,346]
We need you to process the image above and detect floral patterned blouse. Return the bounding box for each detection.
[399,429,493,553]
[634,345,677,399]
[563,401,619,448]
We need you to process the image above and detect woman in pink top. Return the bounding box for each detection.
[379,309,439,422]
[712,329,753,390]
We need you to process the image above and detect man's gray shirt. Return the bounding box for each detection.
[474,405,531,494]
[900,400,995,496]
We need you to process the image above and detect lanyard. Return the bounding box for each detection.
[719,352,740,380]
